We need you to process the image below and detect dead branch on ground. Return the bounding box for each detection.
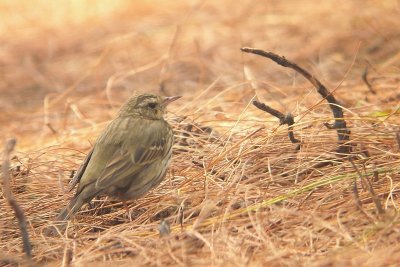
[362,66,377,95]
[252,101,300,144]
[2,139,33,259]
[241,47,351,154]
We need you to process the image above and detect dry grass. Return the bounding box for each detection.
[1,0,400,266]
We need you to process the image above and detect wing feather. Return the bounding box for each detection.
[69,148,94,191]
[94,118,172,190]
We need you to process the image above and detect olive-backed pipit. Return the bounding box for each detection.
[49,93,180,232]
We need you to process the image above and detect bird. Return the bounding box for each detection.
[48,93,180,233]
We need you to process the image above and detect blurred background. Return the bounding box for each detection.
[0,0,400,144]
[0,0,399,143]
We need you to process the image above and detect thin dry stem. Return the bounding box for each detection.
[2,139,32,259]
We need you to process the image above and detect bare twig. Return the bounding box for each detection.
[252,101,300,144]
[2,139,32,258]
[177,200,185,231]
[396,132,400,151]
[44,95,58,134]
[349,157,384,215]
[349,172,375,223]
[362,66,376,94]
[241,47,351,154]
[179,124,194,147]
[365,177,385,215]
[373,169,379,182]
[351,175,363,210]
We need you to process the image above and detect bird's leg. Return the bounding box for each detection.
[123,200,132,221]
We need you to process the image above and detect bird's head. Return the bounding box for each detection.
[119,93,181,120]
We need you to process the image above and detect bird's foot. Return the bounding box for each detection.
[122,201,133,222]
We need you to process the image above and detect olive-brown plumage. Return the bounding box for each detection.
[51,93,180,230]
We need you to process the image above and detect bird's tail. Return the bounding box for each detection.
[44,194,84,236]
[55,194,84,221]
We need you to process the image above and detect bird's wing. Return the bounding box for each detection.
[69,148,93,191]
[95,118,173,190]
[75,117,172,194]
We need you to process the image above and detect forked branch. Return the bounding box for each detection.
[241,47,351,154]
[252,101,300,144]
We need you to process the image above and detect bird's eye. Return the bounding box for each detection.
[148,102,157,109]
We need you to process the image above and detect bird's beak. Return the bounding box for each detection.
[161,95,181,107]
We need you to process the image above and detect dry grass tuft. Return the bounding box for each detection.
[1,1,400,266]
